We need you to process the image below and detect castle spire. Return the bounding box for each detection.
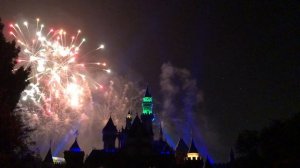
[103,116,117,133]
[176,138,189,153]
[145,86,152,97]
[70,137,81,152]
[43,146,53,164]
[141,86,154,139]
[125,110,132,130]
[188,139,198,153]
[131,113,142,127]
[142,86,153,115]
[187,139,200,160]
[102,116,117,150]
[175,138,189,165]
[64,137,85,167]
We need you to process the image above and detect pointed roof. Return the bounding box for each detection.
[175,138,189,153]
[43,147,53,163]
[144,86,152,97]
[129,114,144,135]
[188,139,199,153]
[162,142,174,154]
[70,138,81,152]
[132,114,142,127]
[103,116,117,133]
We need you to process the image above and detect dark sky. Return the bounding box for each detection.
[0,0,299,162]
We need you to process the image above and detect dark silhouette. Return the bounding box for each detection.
[232,113,300,168]
[214,113,300,168]
[64,138,85,168]
[102,117,118,150]
[233,130,263,168]
[175,138,189,166]
[44,88,204,168]
[43,147,54,168]
[0,18,36,167]
[260,114,300,167]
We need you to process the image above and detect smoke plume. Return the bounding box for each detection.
[160,62,218,160]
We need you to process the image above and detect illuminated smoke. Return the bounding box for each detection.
[160,62,216,160]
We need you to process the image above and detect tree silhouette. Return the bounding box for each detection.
[0,18,35,167]
[260,115,300,167]
[233,113,300,168]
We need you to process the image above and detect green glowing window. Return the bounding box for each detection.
[142,109,152,115]
[143,97,152,102]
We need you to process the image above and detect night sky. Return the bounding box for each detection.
[0,0,299,161]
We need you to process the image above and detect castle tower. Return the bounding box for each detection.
[142,86,153,115]
[141,86,154,139]
[102,116,118,152]
[125,110,132,130]
[64,138,85,168]
[187,139,200,160]
[117,111,132,149]
[185,139,204,168]
[175,138,189,165]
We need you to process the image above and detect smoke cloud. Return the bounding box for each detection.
[160,62,219,161]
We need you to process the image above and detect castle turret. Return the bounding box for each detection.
[64,138,85,168]
[129,114,143,135]
[185,139,204,168]
[175,138,189,165]
[187,139,200,160]
[125,110,132,130]
[141,86,154,139]
[102,116,118,152]
[142,86,153,115]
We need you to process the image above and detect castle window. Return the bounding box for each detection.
[187,153,199,161]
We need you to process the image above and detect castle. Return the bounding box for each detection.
[43,87,213,168]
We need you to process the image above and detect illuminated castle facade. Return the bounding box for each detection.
[44,87,212,168]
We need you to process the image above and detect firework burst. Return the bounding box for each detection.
[9,18,110,127]
[9,18,145,156]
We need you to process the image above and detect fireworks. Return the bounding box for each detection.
[10,18,109,115]
[9,18,142,156]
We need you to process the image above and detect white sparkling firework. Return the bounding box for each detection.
[10,18,142,156]
[10,18,108,115]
